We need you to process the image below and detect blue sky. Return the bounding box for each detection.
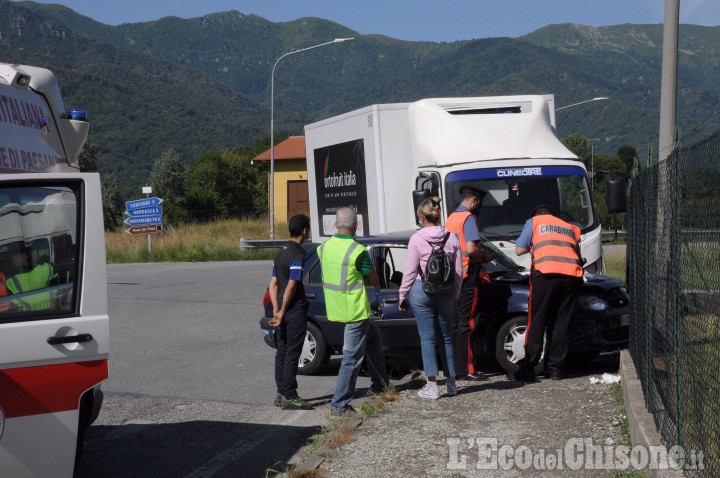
[13,0,720,42]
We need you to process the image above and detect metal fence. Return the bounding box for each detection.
[628,128,720,477]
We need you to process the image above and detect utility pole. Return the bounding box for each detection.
[659,0,679,162]
[655,0,680,362]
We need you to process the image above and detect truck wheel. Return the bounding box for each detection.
[297,322,330,375]
[495,316,545,375]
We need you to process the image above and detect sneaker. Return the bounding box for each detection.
[418,382,440,399]
[274,394,282,407]
[280,396,314,410]
[330,404,358,418]
[446,378,457,396]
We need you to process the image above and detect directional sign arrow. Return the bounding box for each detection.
[125,206,163,217]
[126,197,163,211]
[124,215,162,226]
[126,224,162,235]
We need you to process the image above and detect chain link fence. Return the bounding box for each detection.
[628,128,720,477]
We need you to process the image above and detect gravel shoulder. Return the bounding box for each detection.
[318,353,626,477]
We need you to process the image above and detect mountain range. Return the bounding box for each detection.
[1,0,718,193]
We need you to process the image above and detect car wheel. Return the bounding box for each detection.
[495,316,545,375]
[297,321,330,375]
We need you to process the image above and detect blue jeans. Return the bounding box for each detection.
[408,280,456,378]
[330,318,388,410]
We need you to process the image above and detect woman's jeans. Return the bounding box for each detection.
[407,280,456,378]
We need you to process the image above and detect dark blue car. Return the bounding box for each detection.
[260,233,629,375]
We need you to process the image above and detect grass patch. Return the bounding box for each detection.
[604,253,627,282]
[326,425,357,450]
[609,382,647,478]
[105,217,287,263]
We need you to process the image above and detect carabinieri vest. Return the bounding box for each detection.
[530,214,583,277]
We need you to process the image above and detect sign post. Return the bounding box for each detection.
[124,186,163,254]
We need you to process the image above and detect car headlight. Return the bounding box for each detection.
[578,294,608,311]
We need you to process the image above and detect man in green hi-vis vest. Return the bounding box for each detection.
[318,207,389,417]
[6,250,56,311]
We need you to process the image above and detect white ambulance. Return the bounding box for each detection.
[0,63,108,477]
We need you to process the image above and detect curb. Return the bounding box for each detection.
[620,350,684,478]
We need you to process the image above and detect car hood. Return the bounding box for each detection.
[492,270,626,291]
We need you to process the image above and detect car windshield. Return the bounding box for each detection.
[445,165,595,240]
[479,239,526,274]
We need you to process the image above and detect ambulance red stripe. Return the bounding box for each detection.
[0,360,107,419]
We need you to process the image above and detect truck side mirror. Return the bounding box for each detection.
[412,189,430,226]
[606,177,627,213]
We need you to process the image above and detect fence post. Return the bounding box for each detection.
[672,141,684,448]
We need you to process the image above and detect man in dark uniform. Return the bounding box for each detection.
[268,214,313,409]
[514,204,584,381]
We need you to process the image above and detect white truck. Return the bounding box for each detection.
[0,63,108,477]
[304,95,608,273]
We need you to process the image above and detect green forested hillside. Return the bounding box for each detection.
[2,0,719,193]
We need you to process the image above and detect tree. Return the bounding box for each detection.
[562,133,592,165]
[184,145,268,220]
[616,144,638,178]
[101,173,124,231]
[79,142,98,173]
[150,149,187,225]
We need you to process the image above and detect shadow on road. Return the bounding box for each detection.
[77,420,321,478]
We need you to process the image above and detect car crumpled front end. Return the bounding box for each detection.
[569,274,630,352]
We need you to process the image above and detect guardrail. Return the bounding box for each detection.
[601,231,627,240]
[239,238,288,250]
[241,233,629,250]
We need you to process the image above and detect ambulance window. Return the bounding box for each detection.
[0,185,81,322]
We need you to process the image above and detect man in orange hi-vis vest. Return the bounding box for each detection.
[514,204,584,381]
[445,185,494,381]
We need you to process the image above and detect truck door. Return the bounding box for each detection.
[0,174,108,478]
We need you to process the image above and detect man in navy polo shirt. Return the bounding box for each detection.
[268,214,313,410]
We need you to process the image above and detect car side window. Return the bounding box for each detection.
[371,245,408,290]
[307,258,322,285]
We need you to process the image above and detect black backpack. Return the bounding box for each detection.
[418,232,455,295]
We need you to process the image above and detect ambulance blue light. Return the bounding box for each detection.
[68,109,87,121]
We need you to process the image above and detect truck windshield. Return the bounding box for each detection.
[445,165,595,239]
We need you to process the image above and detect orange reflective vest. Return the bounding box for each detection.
[530,214,583,277]
[445,210,490,284]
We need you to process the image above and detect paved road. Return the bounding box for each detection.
[78,249,628,477]
[77,261,375,478]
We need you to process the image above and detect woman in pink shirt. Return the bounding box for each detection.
[399,197,463,399]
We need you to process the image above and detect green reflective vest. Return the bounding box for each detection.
[6,263,54,311]
[318,236,371,323]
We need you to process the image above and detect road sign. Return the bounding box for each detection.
[125,197,163,211]
[126,224,162,235]
[125,206,163,217]
[124,215,162,226]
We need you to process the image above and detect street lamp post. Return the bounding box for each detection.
[269,38,355,238]
[555,96,609,111]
